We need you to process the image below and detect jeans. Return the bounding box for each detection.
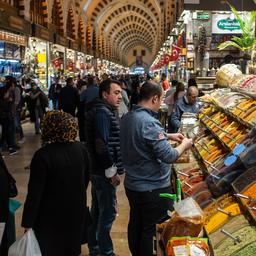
[0,118,16,149]
[125,186,173,256]
[88,175,117,256]
[14,110,24,139]
[34,106,43,133]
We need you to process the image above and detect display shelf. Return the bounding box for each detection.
[200,116,246,153]
[208,99,254,130]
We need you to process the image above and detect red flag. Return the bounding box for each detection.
[163,54,172,65]
[170,45,181,62]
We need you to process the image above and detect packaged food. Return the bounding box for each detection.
[166,237,209,256]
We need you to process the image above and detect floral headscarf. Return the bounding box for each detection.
[41,110,78,143]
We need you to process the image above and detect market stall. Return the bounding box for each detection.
[156,68,256,255]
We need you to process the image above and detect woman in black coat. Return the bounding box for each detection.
[0,154,10,256]
[22,110,90,256]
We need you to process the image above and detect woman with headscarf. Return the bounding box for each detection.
[21,110,90,256]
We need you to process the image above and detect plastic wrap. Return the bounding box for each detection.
[166,237,209,256]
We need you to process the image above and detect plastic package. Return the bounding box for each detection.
[8,229,42,256]
[174,197,204,219]
[161,199,205,246]
[166,237,209,256]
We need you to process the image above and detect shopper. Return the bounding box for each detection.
[86,79,123,256]
[14,80,25,144]
[161,73,170,91]
[0,153,10,256]
[120,81,193,256]
[22,110,90,256]
[29,82,45,134]
[164,82,185,116]
[48,77,62,109]
[58,77,79,117]
[169,86,199,133]
[0,79,19,155]
[118,80,129,118]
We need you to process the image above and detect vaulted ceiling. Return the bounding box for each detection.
[81,0,178,66]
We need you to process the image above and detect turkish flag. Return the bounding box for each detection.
[170,45,181,62]
[163,54,172,65]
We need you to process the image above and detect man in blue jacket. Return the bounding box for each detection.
[86,79,123,256]
[120,81,193,256]
[169,86,199,133]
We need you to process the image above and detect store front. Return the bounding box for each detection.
[49,43,65,78]
[0,30,27,78]
[27,37,48,92]
[66,48,76,76]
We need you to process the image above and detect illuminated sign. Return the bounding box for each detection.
[0,30,27,46]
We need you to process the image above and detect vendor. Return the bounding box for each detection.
[168,86,199,133]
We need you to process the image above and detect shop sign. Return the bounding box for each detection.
[0,30,27,46]
[212,14,243,34]
[197,12,209,20]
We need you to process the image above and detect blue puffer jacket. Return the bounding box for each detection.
[85,98,123,176]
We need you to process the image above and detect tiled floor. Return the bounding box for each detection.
[3,122,130,255]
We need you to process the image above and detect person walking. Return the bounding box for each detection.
[29,82,46,134]
[120,81,193,256]
[78,75,99,142]
[58,77,79,117]
[161,73,170,91]
[22,110,90,256]
[0,153,11,256]
[85,79,123,256]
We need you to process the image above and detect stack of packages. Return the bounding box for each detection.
[157,198,209,256]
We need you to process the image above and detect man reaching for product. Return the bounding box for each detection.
[120,81,193,256]
[168,86,199,133]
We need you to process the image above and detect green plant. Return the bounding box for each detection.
[218,3,256,52]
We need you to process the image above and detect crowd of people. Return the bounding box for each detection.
[0,72,201,256]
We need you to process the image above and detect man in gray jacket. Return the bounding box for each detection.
[169,86,199,133]
[120,81,193,256]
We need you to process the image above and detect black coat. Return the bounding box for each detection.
[0,154,10,256]
[22,142,89,256]
[58,85,79,117]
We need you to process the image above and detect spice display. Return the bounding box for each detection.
[231,241,256,256]
[209,215,249,248]
[214,226,256,256]
[232,166,256,192]
[204,203,241,234]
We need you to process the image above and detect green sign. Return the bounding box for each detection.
[197,12,209,20]
[217,18,241,31]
